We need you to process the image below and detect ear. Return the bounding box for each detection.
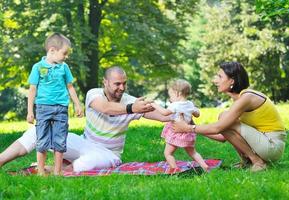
[103,77,107,86]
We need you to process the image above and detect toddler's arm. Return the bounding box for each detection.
[151,102,173,116]
[192,109,200,118]
[67,83,83,117]
[27,85,36,124]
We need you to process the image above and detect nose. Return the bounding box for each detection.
[212,75,218,84]
[119,84,125,91]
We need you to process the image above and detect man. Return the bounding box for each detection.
[0,66,169,172]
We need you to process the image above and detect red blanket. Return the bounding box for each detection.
[10,159,222,176]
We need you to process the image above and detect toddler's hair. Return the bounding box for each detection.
[169,79,191,97]
[44,33,71,52]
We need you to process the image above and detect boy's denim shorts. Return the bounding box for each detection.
[35,104,68,153]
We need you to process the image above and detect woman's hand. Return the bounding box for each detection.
[172,113,192,132]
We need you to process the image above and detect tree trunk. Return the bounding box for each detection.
[82,0,102,94]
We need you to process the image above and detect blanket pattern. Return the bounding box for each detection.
[11,159,222,177]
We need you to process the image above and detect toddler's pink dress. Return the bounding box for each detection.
[161,101,199,147]
[161,121,196,147]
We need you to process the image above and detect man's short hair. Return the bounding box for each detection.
[44,33,71,52]
[104,66,126,80]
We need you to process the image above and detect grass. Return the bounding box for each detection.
[0,105,289,199]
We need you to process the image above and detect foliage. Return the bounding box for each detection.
[256,0,289,19]
[196,0,289,102]
[0,0,199,98]
[0,105,289,199]
[180,11,215,107]
[0,88,27,121]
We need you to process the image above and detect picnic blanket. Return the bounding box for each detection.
[10,159,222,177]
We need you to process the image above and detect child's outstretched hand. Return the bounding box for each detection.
[27,113,34,124]
[75,104,83,118]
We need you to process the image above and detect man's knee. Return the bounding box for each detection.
[16,141,29,156]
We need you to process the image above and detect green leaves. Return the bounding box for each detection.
[0,0,199,99]
[196,0,289,102]
[256,0,289,20]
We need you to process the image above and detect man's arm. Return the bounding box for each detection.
[89,96,154,115]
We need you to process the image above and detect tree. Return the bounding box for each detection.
[196,0,289,102]
[256,0,289,19]
[0,0,199,97]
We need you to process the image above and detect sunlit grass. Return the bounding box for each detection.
[0,105,288,199]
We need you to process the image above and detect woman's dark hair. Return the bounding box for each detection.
[220,62,249,93]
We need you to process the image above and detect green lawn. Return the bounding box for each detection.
[0,105,288,199]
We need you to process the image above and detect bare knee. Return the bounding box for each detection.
[18,147,28,156]
[14,141,28,156]
[220,122,241,138]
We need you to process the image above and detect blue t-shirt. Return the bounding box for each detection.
[28,57,74,106]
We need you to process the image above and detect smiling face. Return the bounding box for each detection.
[103,71,127,102]
[213,69,234,93]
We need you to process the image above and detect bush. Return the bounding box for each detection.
[0,88,27,121]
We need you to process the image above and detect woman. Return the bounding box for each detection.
[173,62,287,172]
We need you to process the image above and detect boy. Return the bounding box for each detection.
[27,33,83,175]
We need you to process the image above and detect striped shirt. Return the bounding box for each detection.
[83,88,143,157]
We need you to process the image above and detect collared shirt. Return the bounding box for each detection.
[28,56,73,106]
[83,88,144,157]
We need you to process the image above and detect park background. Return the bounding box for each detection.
[0,0,289,199]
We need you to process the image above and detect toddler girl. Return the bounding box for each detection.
[152,79,208,172]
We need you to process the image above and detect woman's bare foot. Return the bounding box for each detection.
[250,162,267,172]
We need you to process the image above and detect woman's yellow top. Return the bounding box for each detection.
[239,89,285,132]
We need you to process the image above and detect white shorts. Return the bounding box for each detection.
[240,123,287,162]
[18,126,121,172]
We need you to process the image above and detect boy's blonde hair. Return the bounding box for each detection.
[169,79,191,97]
[44,33,71,52]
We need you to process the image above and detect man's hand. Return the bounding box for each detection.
[132,97,154,113]
[27,112,34,124]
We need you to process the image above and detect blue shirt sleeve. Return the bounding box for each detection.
[28,64,40,85]
[64,64,74,84]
